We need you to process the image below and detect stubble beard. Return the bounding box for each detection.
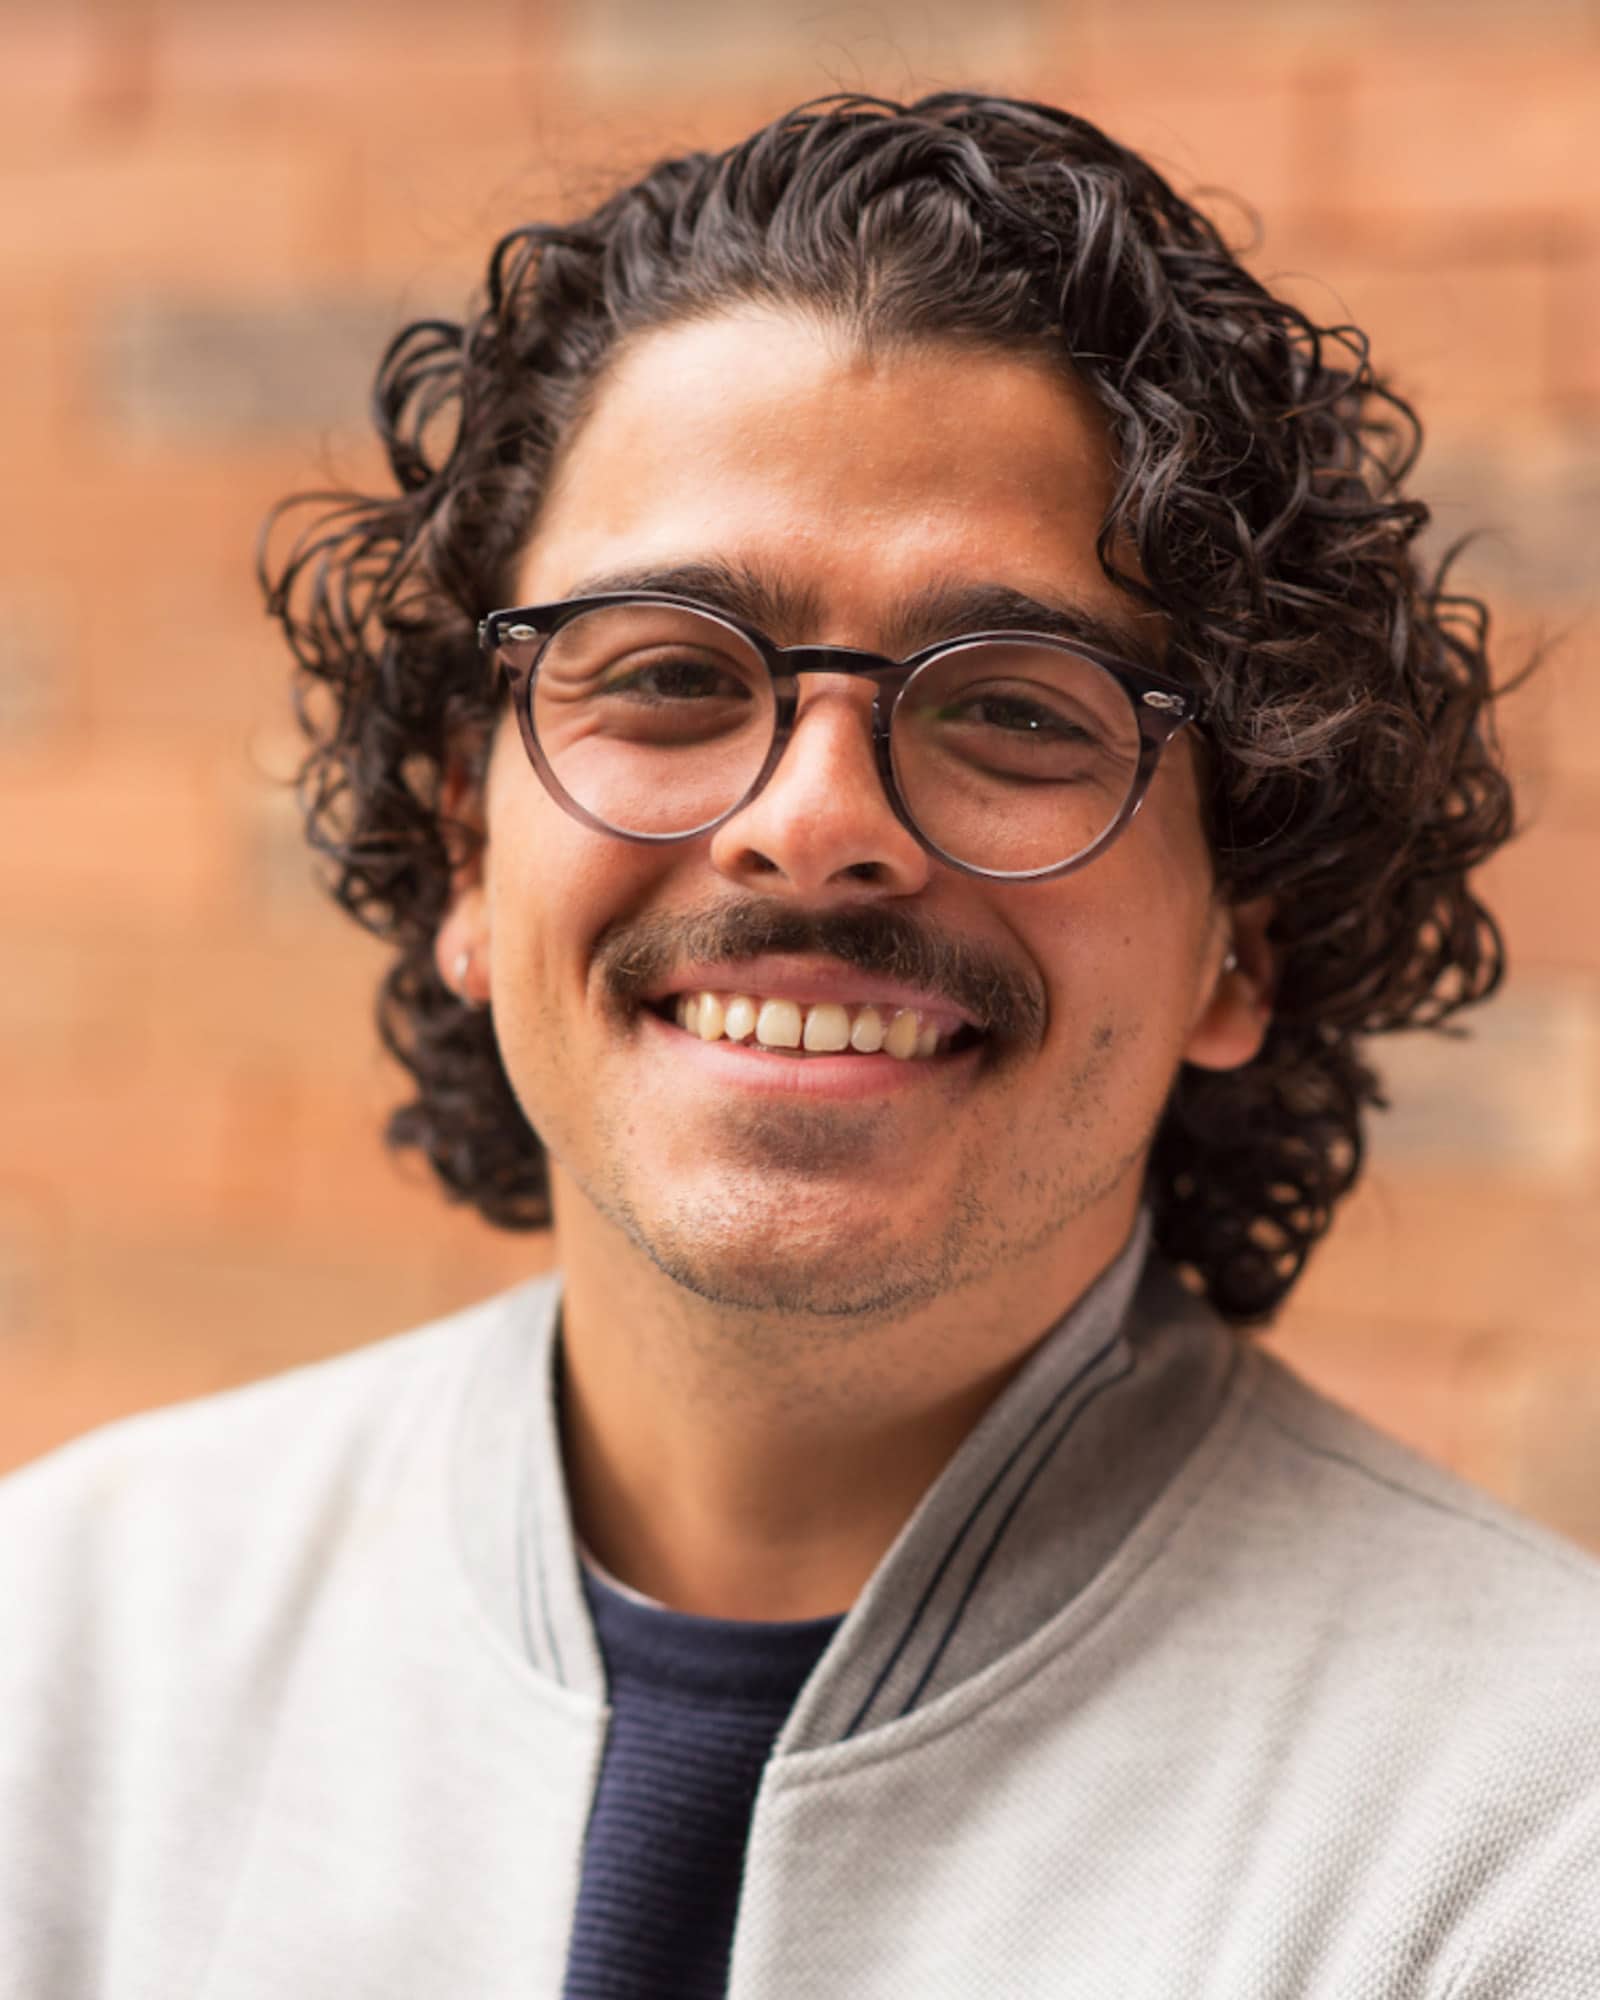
[569,1044,1152,1339]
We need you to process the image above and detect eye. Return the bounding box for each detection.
[938,691,1098,741]
[597,650,756,704]
[899,669,1131,792]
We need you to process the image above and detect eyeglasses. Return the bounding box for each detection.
[478,592,1198,882]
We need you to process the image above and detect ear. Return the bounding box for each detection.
[1183,895,1276,1072]
[433,754,492,1007]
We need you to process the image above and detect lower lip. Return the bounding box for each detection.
[638,1006,986,1100]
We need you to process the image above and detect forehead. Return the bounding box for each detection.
[517,309,1143,652]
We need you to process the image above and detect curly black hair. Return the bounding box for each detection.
[260,91,1514,1325]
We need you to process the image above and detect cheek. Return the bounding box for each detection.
[482,740,586,1034]
[1117,756,1218,964]
[1008,782,1217,1058]
[482,746,667,1032]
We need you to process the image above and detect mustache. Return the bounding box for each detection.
[595,899,1046,1046]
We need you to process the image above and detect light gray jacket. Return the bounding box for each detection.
[3,1229,1597,1997]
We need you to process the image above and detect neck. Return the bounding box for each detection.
[551,1174,1142,1621]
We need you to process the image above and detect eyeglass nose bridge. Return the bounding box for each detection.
[734,642,916,845]
[773,642,905,676]
[767,642,912,710]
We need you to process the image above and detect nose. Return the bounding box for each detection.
[706,677,932,898]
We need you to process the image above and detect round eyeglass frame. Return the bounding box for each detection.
[477,591,1200,883]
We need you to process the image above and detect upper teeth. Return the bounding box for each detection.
[672,992,945,1059]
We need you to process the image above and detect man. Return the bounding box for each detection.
[2,92,1595,1999]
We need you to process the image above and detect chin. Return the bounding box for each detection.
[644,1242,956,1323]
[622,1181,970,1325]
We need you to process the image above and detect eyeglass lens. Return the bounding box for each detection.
[529,602,1142,874]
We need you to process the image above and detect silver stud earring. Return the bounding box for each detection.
[451,949,488,1009]
[1222,950,1239,975]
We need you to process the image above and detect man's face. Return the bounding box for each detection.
[448,310,1263,1320]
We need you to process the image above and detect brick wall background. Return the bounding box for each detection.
[2,0,1597,1543]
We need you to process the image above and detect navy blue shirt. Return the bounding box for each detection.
[560,1567,842,2000]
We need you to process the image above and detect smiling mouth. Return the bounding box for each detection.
[651,990,985,1061]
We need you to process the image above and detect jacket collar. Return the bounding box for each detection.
[451,1215,1237,1742]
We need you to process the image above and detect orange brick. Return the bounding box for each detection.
[1365,979,1597,1183]
[1471,606,1556,795]
[0,925,232,1075]
[1270,247,1553,421]
[1536,620,1600,794]
[0,1184,59,1349]
[1497,1336,1600,1548]
[559,0,1041,98]
[345,136,573,291]
[1290,1173,1600,1345]
[1061,57,1309,225]
[5,947,528,1263]
[0,742,225,928]
[1,456,382,749]
[1479,816,1600,975]
[0,14,98,167]
[0,438,346,586]
[0,928,93,1061]
[1551,239,1600,411]
[274,1060,519,1248]
[133,925,385,1084]
[145,0,550,139]
[0,292,78,478]
[0,1224,435,1473]
[1468,606,1600,809]
[0,132,352,292]
[1231,1194,1600,1562]
[0,1052,241,1234]
[1265,1303,1493,1477]
[0,576,77,742]
[0,1204,549,1475]
[433,1203,553,1302]
[75,576,287,734]
[1339,50,1600,222]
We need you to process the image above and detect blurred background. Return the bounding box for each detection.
[1,0,1596,1543]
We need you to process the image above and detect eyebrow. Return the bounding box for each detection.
[554,559,1164,671]
[559,560,824,645]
